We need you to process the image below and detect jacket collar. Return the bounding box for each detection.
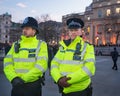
[21,35,37,43]
[59,36,83,49]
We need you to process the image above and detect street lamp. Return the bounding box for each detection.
[52,40,55,44]
[96,36,99,40]
[96,36,99,46]
[87,16,90,21]
[108,28,112,32]
[107,28,112,45]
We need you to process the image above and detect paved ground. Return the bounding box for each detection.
[0,56,120,96]
[92,56,120,96]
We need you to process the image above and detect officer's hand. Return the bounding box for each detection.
[58,76,71,88]
[11,77,24,87]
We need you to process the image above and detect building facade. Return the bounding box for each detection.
[62,0,120,46]
[0,12,12,43]
[0,13,22,44]
[0,12,62,45]
[9,22,22,43]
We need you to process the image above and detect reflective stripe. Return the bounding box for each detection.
[82,66,92,77]
[4,62,13,67]
[5,55,12,58]
[37,56,47,61]
[35,64,45,72]
[81,43,87,60]
[14,58,35,62]
[51,64,58,69]
[61,60,83,65]
[84,58,95,63]
[36,40,42,57]
[15,69,29,73]
[60,72,73,76]
[53,57,61,63]
[53,57,84,65]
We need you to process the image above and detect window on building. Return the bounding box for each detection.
[106,9,111,16]
[116,8,120,13]
[5,35,8,38]
[98,10,102,18]
[87,26,90,33]
[6,29,10,33]
[107,2,111,5]
[5,17,9,20]
[5,40,7,44]
[117,0,120,3]
[87,16,90,20]
[99,4,102,7]
[6,21,9,24]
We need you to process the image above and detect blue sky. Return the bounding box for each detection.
[0,0,92,22]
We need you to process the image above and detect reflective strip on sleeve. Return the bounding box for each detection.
[84,58,95,63]
[82,66,92,77]
[15,69,29,73]
[14,58,35,62]
[4,62,13,67]
[5,55,12,58]
[53,57,61,63]
[35,64,45,73]
[60,72,73,76]
[51,64,59,69]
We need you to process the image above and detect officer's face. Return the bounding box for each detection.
[22,27,36,37]
[68,28,82,39]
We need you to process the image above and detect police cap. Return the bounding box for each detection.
[21,17,39,33]
[66,18,84,29]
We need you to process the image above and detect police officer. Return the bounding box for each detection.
[51,18,95,96]
[4,17,48,96]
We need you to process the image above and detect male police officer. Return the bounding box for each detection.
[51,18,95,96]
[4,17,48,96]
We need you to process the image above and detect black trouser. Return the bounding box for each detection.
[11,79,42,96]
[112,59,118,70]
[62,86,92,96]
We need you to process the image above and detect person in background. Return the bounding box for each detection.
[111,47,119,70]
[5,43,12,55]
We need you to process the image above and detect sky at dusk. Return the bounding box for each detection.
[0,0,92,22]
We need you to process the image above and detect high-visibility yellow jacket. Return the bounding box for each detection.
[51,36,95,94]
[4,35,48,83]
